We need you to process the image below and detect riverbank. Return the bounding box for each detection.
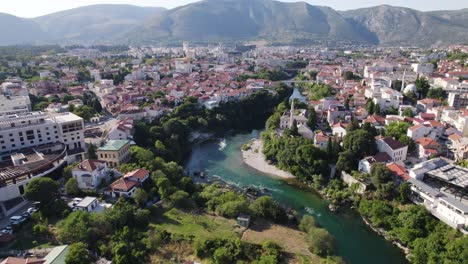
[241,138,411,260]
[185,133,408,264]
[241,139,295,179]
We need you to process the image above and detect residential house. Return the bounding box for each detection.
[105,168,149,198]
[72,159,111,190]
[415,137,443,159]
[448,134,468,161]
[74,196,99,212]
[314,132,329,148]
[332,122,348,139]
[417,99,442,113]
[358,152,392,173]
[386,162,410,184]
[407,124,433,141]
[376,136,408,162]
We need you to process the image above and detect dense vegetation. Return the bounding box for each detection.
[21,84,323,263]
[134,83,291,163]
[260,99,468,264]
[262,101,331,184]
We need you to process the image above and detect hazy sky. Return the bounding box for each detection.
[1,0,467,18]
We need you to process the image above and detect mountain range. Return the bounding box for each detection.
[1,0,467,46]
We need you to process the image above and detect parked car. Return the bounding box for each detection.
[0,228,13,235]
[21,212,30,218]
[26,207,38,214]
[9,215,26,225]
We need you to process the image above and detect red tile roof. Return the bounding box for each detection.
[73,159,107,172]
[377,136,406,150]
[0,257,45,264]
[386,163,409,181]
[110,178,138,192]
[124,169,149,180]
[416,137,439,148]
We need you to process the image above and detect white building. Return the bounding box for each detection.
[174,59,192,74]
[0,112,85,163]
[72,159,111,190]
[365,79,403,112]
[411,63,434,75]
[106,169,149,198]
[0,94,31,115]
[376,136,408,162]
[408,158,468,233]
[407,124,433,141]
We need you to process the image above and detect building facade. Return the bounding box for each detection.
[97,140,131,167]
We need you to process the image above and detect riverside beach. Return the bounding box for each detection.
[241,139,295,179]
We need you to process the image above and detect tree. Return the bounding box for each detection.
[366,99,375,115]
[398,182,411,203]
[307,108,317,129]
[427,87,446,100]
[24,177,59,204]
[133,189,148,208]
[156,177,175,199]
[373,103,380,115]
[57,211,95,244]
[73,106,95,121]
[344,97,350,110]
[336,150,358,173]
[385,122,411,140]
[169,190,190,208]
[290,119,299,137]
[213,247,233,264]
[65,178,81,196]
[402,108,414,117]
[370,163,393,187]
[249,196,287,223]
[391,80,402,91]
[65,242,92,264]
[342,129,377,158]
[306,228,335,256]
[299,215,317,232]
[87,144,97,160]
[415,77,430,99]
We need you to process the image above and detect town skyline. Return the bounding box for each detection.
[1,0,467,18]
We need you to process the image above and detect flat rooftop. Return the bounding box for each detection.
[98,140,129,151]
[76,196,97,208]
[426,163,468,189]
[51,112,83,123]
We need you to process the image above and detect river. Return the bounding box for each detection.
[185,131,407,264]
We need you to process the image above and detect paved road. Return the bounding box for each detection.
[0,202,32,229]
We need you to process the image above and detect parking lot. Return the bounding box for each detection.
[0,202,33,230]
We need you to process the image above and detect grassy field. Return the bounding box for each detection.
[241,219,312,256]
[150,208,241,240]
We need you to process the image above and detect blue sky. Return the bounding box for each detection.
[1,0,467,18]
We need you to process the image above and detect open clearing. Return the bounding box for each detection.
[241,220,318,258]
[150,208,241,240]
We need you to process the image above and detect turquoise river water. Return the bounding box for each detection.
[185,131,407,264]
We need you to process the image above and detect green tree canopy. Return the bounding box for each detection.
[24,177,59,204]
[249,196,287,223]
[306,228,336,256]
[65,178,81,196]
[65,242,92,264]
